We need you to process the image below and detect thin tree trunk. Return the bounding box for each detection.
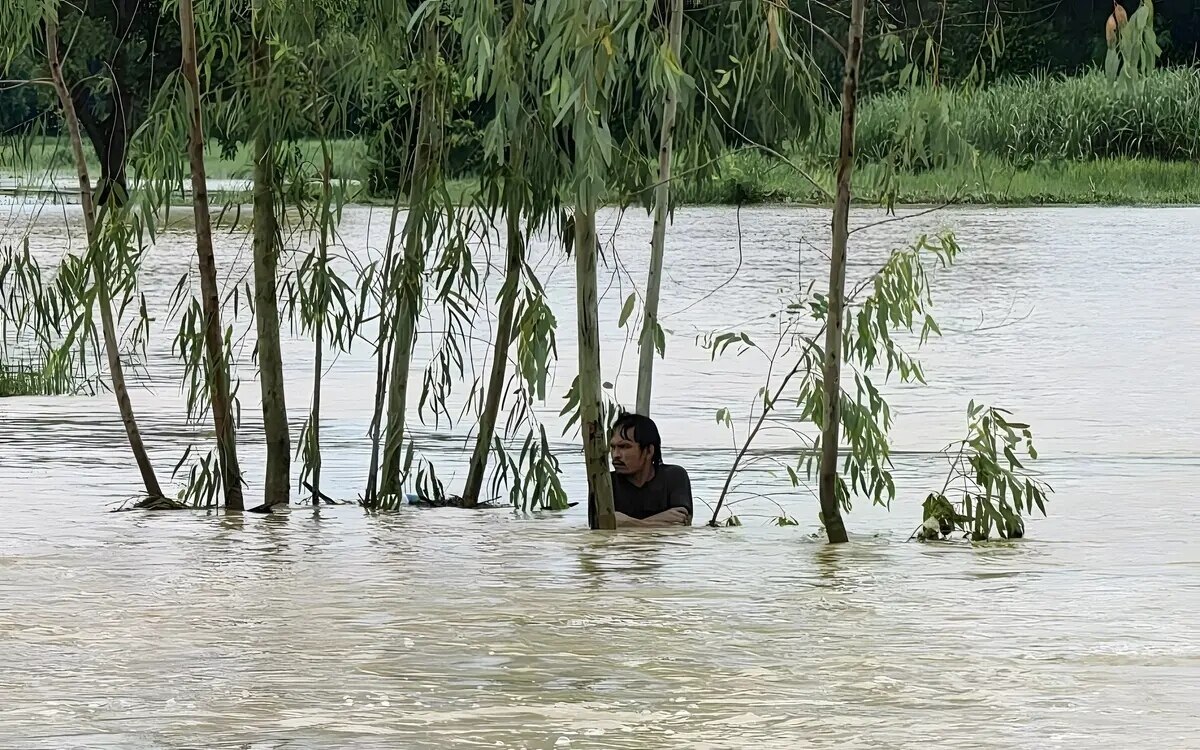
[461,204,524,507]
[575,208,616,530]
[179,0,244,511]
[380,28,439,499]
[818,0,867,545]
[45,16,164,501]
[378,216,421,498]
[635,0,683,418]
[310,144,334,507]
[251,32,290,510]
[364,192,404,506]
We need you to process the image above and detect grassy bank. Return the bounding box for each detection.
[8,140,1196,207]
[0,137,366,183]
[7,65,1200,208]
[686,151,1200,206]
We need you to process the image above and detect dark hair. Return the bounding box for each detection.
[611,412,663,465]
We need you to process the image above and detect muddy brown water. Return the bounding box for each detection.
[2,203,1198,748]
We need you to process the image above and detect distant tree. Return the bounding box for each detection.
[0,56,46,135]
[42,1,180,203]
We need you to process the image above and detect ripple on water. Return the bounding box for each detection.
[2,206,1200,747]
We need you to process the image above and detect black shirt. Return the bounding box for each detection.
[587,464,693,529]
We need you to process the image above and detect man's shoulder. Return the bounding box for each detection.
[658,464,690,483]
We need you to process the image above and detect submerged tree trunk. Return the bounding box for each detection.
[378,207,422,498]
[461,204,524,507]
[251,33,290,510]
[308,144,335,507]
[45,16,164,501]
[380,28,440,499]
[817,0,867,545]
[575,208,616,529]
[179,0,244,511]
[635,0,683,418]
[364,193,404,506]
[310,321,323,506]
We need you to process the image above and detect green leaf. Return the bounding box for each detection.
[1004,445,1024,469]
[618,292,636,328]
[920,313,941,344]
[1105,48,1120,80]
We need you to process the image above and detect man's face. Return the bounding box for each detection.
[610,428,652,475]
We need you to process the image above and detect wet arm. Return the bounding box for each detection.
[616,509,690,527]
[615,511,650,527]
[666,468,694,525]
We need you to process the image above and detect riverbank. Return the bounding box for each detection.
[694,152,1200,207]
[6,137,1200,207]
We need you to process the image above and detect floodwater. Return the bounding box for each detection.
[2,203,1199,748]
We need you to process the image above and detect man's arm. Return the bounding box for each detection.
[615,511,646,528]
[665,466,693,525]
[616,507,690,528]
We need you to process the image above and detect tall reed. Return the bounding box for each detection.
[852,69,1200,164]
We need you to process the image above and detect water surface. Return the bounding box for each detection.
[2,204,1198,748]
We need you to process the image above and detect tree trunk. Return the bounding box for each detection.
[635,0,684,417]
[378,219,421,498]
[309,143,334,507]
[45,16,164,501]
[93,110,129,207]
[380,28,439,499]
[575,208,616,530]
[461,205,524,507]
[817,0,867,545]
[72,85,130,208]
[179,0,244,511]
[251,33,290,510]
[364,193,404,506]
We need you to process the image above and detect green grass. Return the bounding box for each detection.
[7,66,1200,210]
[686,150,1200,206]
[851,68,1200,165]
[872,157,1200,206]
[0,137,366,182]
[677,150,1200,206]
[7,134,1197,207]
[0,358,75,397]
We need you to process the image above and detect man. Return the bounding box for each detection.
[588,412,693,529]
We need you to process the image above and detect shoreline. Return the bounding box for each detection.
[7,156,1200,210]
[6,189,1198,211]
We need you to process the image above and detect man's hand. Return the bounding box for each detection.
[614,512,646,528]
[652,507,691,526]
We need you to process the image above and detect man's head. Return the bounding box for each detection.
[609,412,663,476]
